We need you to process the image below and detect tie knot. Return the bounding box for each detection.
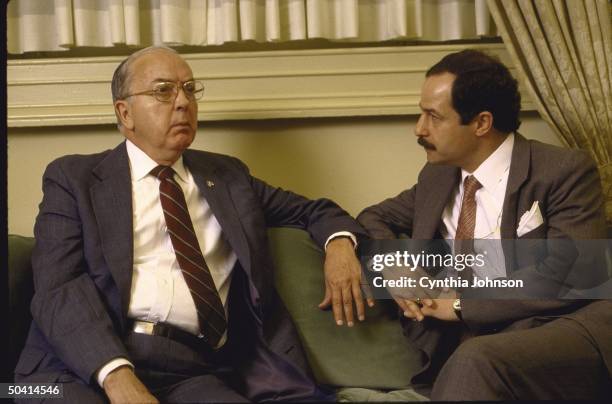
[463,175,482,197]
[150,165,175,181]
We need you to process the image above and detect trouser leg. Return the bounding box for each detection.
[431,318,610,400]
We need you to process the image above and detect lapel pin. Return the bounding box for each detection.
[206,180,215,188]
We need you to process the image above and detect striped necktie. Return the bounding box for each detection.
[150,165,226,348]
[454,175,482,281]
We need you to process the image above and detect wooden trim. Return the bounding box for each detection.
[8,43,533,127]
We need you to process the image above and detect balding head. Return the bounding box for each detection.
[111,46,179,127]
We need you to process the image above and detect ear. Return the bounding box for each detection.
[473,111,493,137]
[114,100,135,130]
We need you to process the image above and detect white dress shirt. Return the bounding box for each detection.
[441,133,515,279]
[97,140,236,385]
[126,140,236,334]
[97,140,357,386]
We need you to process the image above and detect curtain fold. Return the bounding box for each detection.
[8,0,497,53]
[488,0,612,223]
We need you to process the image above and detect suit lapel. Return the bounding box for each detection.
[90,142,133,327]
[415,165,460,238]
[500,133,531,272]
[501,133,531,239]
[183,151,252,275]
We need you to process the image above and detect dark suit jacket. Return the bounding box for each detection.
[15,142,366,395]
[357,133,612,385]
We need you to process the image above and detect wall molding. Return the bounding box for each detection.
[8,43,534,127]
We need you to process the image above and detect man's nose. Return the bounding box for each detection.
[415,114,427,137]
[174,85,191,109]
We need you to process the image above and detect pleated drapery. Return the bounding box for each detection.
[7,0,497,54]
[488,0,612,223]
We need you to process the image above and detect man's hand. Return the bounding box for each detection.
[319,237,374,326]
[394,297,433,321]
[420,299,460,321]
[382,266,439,321]
[103,366,159,404]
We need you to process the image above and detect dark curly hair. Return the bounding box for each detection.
[426,49,521,133]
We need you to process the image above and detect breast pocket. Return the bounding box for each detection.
[518,223,546,239]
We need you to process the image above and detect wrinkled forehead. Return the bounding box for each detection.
[128,50,194,88]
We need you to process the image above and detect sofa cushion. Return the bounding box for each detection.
[337,387,428,402]
[268,227,425,389]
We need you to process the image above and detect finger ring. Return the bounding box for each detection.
[415,298,422,305]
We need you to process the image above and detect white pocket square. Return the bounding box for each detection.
[517,201,544,237]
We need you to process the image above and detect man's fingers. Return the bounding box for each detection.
[421,305,433,316]
[361,280,375,308]
[342,285,355,326]
[318,285,332,309]
[393,297,417,318]
[331,286,344,326]
[394,298,424,321]
[421,298,434,307]
[406,300,425,321]
[330,281,370,326]
[351,281,366,321]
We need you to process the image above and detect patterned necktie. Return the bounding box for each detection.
[150,165,226,348]
[454,175,482,281]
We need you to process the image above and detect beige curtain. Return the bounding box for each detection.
[7,0,497,53]
[488,0,612,223]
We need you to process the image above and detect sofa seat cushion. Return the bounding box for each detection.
[268,227,425,389]
[337,387,428,402]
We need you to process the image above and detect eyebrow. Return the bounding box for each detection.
[151,78,195,83]
[418,103,441,116]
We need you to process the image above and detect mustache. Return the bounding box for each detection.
[418,137,436,150]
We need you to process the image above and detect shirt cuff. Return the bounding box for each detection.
[96,358,134,388]
[324,231,357,251]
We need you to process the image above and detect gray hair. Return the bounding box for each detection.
[111,46,179,126]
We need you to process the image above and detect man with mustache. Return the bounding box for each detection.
[15,46,371,403]
[357,49,611,400]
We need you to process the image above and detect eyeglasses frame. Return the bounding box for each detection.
[121,80,205,103]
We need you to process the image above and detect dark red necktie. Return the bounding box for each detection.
[455,175,482,245]
[150,165,226,347]
[454,175,482,281]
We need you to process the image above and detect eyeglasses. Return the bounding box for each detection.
[122,80,204,103]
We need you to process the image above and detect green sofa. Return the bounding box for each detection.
[8,228,428,402]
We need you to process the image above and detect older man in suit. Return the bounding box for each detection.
[357,49,611,400]
[15,46,371,403]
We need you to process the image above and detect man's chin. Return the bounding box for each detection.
[171,126,195,136]
[424,149,440,163]
[170,130,195,147]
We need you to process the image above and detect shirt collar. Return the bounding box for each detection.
[125,140,188,183]
[461,133,514,193]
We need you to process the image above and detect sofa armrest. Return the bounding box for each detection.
[8,235,36,374]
